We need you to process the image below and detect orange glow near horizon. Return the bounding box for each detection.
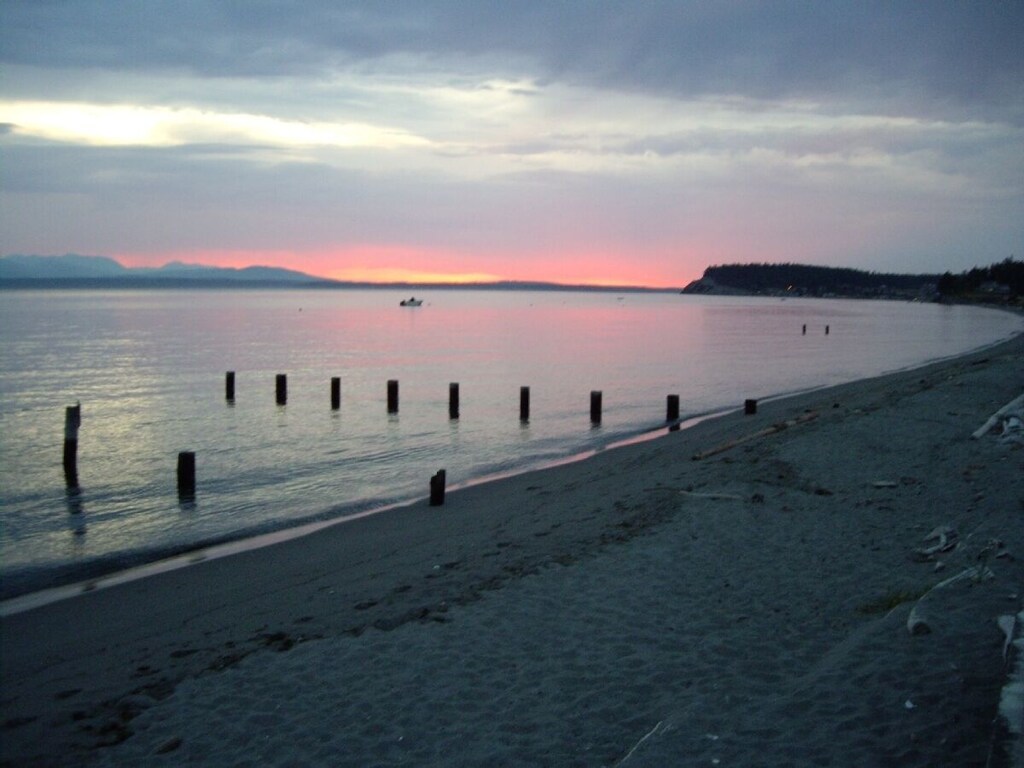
[327,266,505,284]
[114,244,703,289]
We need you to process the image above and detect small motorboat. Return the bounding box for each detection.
[399,297,423,307]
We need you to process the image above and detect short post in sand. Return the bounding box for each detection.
[667,394,680,422]
[225,371,235,402]
[331,377,341,410]
[63,402,81,488]
[429,469,446,506]
[744,398,758,415]
[177,451,196,499]
[802,324,807,335]
[590,390,603,424]
[825,325,830,335]
[449,382,460,420]
[275,374,287,405]
[520,386,530,422]
[387,379,399,413]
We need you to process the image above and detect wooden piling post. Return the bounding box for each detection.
[744,398,758,415]
[275,374,287,405]
[177,451,196,497]
[449,382,460,420]
[802,324,807,335]
[63,402,81,488]
[590,390,603,424]
[387,379,399,413]
[429,469,446,506]
[520,386,530,422]
[225,371,235,401]
[331,377,341,410]
[825,325,830,335]
[667,394,680,422]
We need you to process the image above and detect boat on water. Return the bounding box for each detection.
[399,297,423,306]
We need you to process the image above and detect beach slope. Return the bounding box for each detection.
[2,334,1023,767]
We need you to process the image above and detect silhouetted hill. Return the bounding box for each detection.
[0,254,130,279]
[0,254,330,285]
[682,263,941,299]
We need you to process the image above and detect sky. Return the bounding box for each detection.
[1,2,1022,288]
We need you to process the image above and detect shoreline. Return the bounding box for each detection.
[0,405,738,616]
[3,319,1020,609]
[2,331,1023,766]
[0,406,731,611]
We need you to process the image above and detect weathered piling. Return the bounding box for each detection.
[177,451,196,498]
[387,379,399,413]
[449,383,460,419]
[802,324,807,335]
[275,374,287,405]
[667,394,680,422]
[65,486,84,517]
[429,469,446,506]
[225,371,235,401]
[331,377,341,410]
[520,386,530,422]
[825,324,830,335]
[63,402,81,488]
[745,398,758,415]
[590,390,603,424]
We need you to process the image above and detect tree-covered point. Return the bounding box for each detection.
[685,259,1022,302]
[703,263,939,294]
[937,258,1024,299]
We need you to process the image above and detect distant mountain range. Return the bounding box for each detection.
[0,254,328,285]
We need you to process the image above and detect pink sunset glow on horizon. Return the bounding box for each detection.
[114,244,720,289]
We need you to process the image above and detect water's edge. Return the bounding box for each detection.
[5,325,1020,616]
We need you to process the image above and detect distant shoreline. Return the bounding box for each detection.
[5,281,1022,311]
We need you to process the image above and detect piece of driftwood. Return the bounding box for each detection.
[971,392,1024,439]
[678,490,744,501]
[990,607,1024,768]
[905,565,995,635]
[998,613,1017,662]
[616,720,668,766]
[912,525,959,559]
[907,603,931,635]
[692,411,819,460]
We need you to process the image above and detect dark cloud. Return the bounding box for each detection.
[3,1,1022,121]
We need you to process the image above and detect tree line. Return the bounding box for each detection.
[702,263,939,295]
[937,258,1024,299]
[699,259,1022,301]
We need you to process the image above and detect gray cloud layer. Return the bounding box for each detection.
[2,1,1022,281]
[5,1,1022,118]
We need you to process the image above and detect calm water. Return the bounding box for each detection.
[1,289,1020,598]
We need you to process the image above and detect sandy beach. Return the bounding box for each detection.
[3,331,1023,767]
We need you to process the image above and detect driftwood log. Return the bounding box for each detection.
[692,411,819,461]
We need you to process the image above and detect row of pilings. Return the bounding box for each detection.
[61,377,764,507]
[231,371,682,425]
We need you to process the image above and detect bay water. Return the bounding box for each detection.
[1,289,1020,599]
